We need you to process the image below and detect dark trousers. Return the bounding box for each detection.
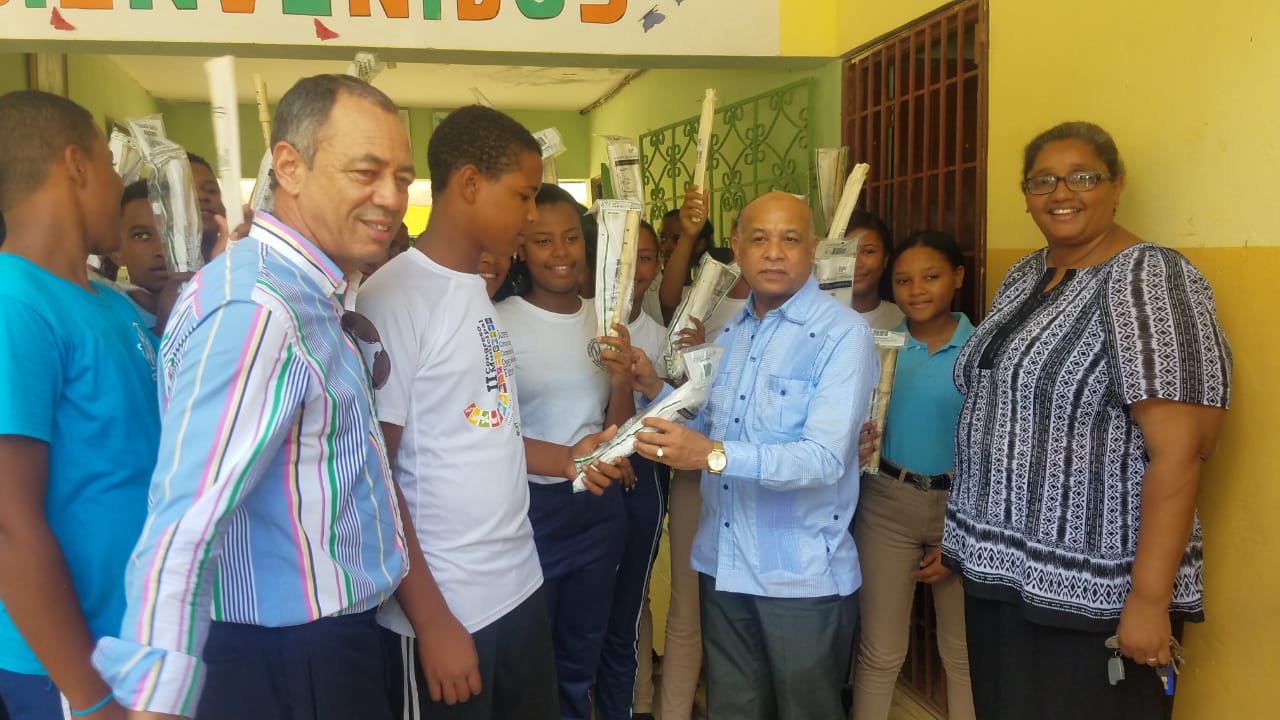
[0,670,58,720]
[699,574,858,720]
[595,457,667,720]
[527,482,627,720]
[383,587,558,720]
[965,593,1177,720]
[195,609,393,720]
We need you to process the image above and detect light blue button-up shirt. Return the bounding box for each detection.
[674,276,878,598]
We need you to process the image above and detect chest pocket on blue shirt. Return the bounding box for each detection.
[755,374,811,435]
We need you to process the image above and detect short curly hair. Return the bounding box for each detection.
[428,105,541,196]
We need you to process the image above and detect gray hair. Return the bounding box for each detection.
[1022,121,1125,180]
[271,74,399,166]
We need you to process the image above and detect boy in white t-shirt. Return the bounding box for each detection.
[358,105,623,720]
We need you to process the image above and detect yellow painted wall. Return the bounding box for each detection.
[984,4,1279,716]
[833,1,1278,717]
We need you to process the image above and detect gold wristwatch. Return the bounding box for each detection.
[707,441,727,475]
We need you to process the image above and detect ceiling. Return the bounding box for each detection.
[109,54,639,111]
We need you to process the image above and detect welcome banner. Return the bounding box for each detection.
[0,0,782,56]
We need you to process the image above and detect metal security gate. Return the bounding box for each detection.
[842,2,989,715]
[640,79,814,247]
[843,0,988,320]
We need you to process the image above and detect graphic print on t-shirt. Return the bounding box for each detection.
[465,317,517,430]
[132,321,158,382]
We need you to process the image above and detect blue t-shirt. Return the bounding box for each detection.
[0,256,159,675]
[881,313,974,476]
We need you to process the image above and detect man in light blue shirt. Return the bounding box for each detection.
[633,191,877,720]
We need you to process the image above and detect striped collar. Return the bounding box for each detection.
[249,212,346,299]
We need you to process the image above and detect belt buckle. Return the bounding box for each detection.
[917,473,932,492]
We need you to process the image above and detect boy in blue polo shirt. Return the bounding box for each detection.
[0,91,158,720]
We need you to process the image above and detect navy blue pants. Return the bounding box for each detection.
[0,670,58,720]
[527,481,626,720]
[594,457,667,720]
[382,586,559,719]
[195,609,394,720]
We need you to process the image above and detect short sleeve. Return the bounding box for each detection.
[357,280,426,428]
[1105,246,1232,409]
[0,300,60,441]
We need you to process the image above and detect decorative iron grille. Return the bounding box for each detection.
[844,0,988,320]
[639,79,815,246]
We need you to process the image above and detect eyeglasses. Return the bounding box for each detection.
[1022,171,1112,196]
[341,311,391,390]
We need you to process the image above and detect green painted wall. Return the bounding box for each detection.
[157,101,270,177]
[67,55,157,132]
[586,59,843,173]
[403,107,591,180]
[161,102,590,181]
[0,54,27,95]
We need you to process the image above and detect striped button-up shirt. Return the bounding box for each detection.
[93,213,407,716]
[682,277,878,598]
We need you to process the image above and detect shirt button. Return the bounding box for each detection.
[734,418,740,423]
[780,390,787,396]
[739,394,746,400]
[724,522,730,528]
[834,514,840,521]
[749,356,757,362]
[810,332,816,338]
[722,484,729,490]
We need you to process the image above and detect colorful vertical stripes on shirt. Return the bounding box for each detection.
[93,212,407,716]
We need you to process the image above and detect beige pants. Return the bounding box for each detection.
[851,472,974,720]
[634,598,655,711]
[657,469,704,720]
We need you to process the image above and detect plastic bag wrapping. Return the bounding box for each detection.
[248,151,275,213]
[126,116,202,273]
[601,135,644,204]
[534,127,565,185]
[861,329,906,474]
[590,199,644,347]
[572,343,725,492]
[814,235,857,306]
[109,128,144,186]
[660,253,740,379]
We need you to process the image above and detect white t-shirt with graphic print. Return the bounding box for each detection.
[358,249,541,635]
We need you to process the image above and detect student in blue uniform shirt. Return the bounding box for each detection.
[0,90,159,720]
[851,231,975,720]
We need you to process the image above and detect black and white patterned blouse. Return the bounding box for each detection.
[942,243,1231,631]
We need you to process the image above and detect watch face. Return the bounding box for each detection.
[709,451,727,473]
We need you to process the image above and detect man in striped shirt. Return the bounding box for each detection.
[93,75,413,720]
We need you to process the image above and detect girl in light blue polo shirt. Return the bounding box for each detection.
[851,231,976,720]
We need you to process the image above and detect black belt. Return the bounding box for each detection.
[879,458,952,491]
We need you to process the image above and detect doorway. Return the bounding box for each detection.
[842,0,988,320]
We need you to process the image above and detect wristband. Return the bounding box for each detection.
[70,693,113,717]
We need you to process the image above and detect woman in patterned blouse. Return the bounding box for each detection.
[941,122,1232,720]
